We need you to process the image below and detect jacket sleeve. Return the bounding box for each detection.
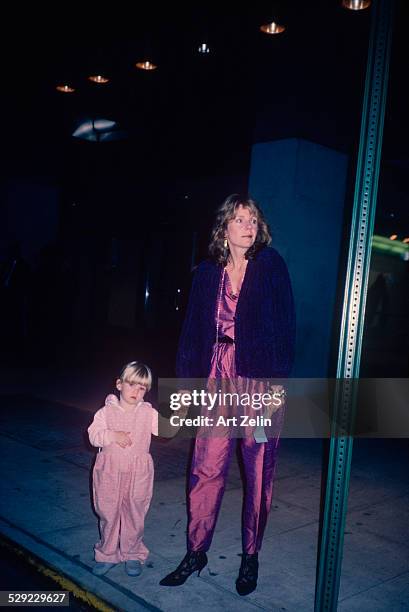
[88,407,116,447]
[271,253,296,377]
[176,266,204,378]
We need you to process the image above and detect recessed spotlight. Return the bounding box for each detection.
[56,84,75,93]
[260,21,285,35]
[88,75,110,84]
[342,0,371,10]
[135,60,157,71]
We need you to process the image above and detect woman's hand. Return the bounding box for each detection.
[264,385,286,419]
[114,431,132,448]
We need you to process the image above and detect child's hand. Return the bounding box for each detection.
[176,390,191,417]
[114,431,132,448]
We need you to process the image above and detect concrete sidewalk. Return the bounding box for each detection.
[0,370,408,611]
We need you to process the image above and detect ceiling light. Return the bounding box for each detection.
[198,43,210,54]
[56,84,75,93]
[88,75,110,84]
[342,0,371,10]
[72,118,127,143]
[135,60,157,71]
[260,21,285,35]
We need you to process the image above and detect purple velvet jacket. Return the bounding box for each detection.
[176,247,296,379]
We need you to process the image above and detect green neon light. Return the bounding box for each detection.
[372,234,409,256]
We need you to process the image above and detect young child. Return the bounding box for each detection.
[88,361,159,577]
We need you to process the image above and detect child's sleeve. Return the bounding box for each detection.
[150,404,184,438]
[88,407,116,447]
[150,405,159,436]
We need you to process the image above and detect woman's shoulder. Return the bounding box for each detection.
[192,259,219,279]
[255,246,287,268]
[195,259,218,272]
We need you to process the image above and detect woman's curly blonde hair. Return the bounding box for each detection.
[208,194,272,265]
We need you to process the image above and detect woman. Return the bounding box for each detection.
[160,194,295,595]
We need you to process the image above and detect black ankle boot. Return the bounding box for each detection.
[159,551,208,586]
[235,552,259,596]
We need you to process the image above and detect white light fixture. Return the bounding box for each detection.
[72,118,127,143]
[198,43,210,54]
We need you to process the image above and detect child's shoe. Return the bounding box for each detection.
[125,560,143,576]
[92,562,117,576]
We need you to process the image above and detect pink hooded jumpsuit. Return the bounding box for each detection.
[88,394,158,564]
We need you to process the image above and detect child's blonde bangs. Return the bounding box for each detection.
[120,361,152,391]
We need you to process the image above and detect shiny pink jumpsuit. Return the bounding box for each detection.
[188,271,282,554]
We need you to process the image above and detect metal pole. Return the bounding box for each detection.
[314,1,394,610]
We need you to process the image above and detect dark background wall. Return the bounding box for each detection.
[1,1,408,376]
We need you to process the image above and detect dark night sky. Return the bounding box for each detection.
[1,1,407,372]
[2,1,408,235]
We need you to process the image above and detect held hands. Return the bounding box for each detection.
[178,404,189,419]
[114,431,132,448]
[176,390,191,419]
[264,385,286,419]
